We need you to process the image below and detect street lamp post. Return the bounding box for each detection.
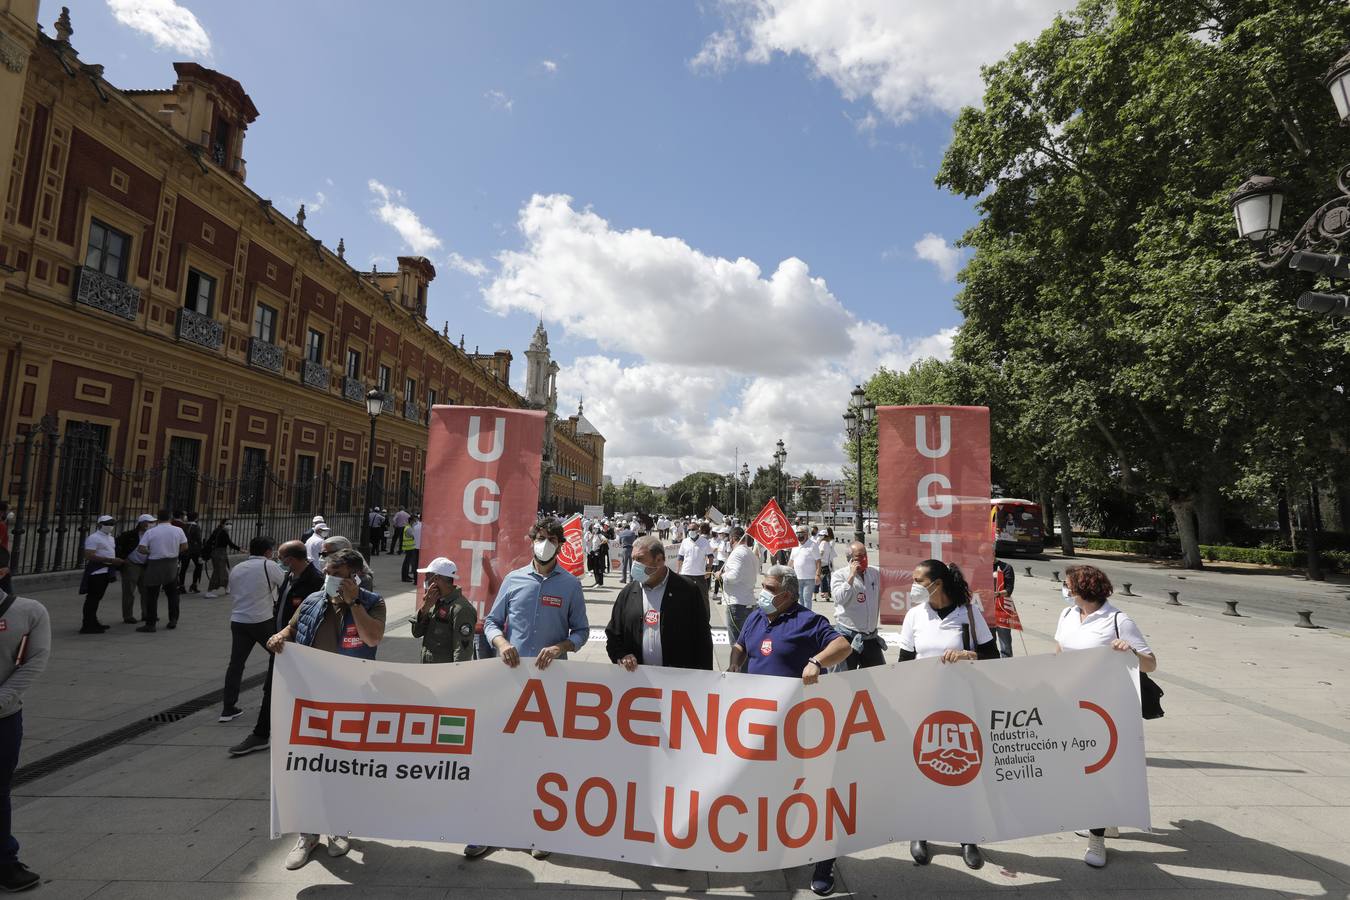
[773,439,787,507]
[359,389,385,560]
[843,385,877,543]
[570,473,578,514]
[1228,47,1350,581]
[739,462,749,517]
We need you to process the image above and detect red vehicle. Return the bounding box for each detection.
[991,499,1044,556]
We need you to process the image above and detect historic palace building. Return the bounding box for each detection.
[0,5,602,572]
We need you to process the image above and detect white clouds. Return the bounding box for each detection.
[107,0,211,56]
[913,232,963,281]
[486,194,953,484]
[689,29,741,74]
[698,0,1066,119]
[445,252,489,279]
[368,180,442,255]
[541,59,559,73]
[485,89,514,112]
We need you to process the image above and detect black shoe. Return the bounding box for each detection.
[136,624,156,633]
[910,840,930,865]
[78,625,105,635]
[810,860,835,895]
[219,707,244,722]
[228,733,269,756]
[166,621,177,630]
[123,617,138,624]
[0,861,40,892]
[962,843,984,870]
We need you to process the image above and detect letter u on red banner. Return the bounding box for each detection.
[876,406,991,625]
[421,407,546,621]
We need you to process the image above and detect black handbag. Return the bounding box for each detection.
[1115,613,1164,719]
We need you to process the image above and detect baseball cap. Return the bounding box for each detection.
[312,515,326,524]
[136,514,156,524]
[416,556,458,579]
[97,514,115,525]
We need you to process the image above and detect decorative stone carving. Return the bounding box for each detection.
[343,376,365,403]
[248,337,284,373]
[0,31,30,73]
[301,359,330,390]
[176,306,224,350]
[74,266,140,321]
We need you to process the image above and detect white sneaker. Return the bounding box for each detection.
[285,834,319,869]
[1084,834,1107,868]
[1076,827,1119,838]
[203,591,219,599]
[327,835,351,858]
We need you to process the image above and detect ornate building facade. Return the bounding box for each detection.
[0,5,602,572]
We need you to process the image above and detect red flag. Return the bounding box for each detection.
[421,407,546,624]
[877,405,992,625]
[559,514,585,577]
[748,498,799,554]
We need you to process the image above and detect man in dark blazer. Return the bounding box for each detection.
[606,534,713,671]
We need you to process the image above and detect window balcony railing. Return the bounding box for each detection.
[73,266,140,321]
[404,400,420,422]
[381,393,396,415]
[176,306,224,350]
[248,337,283,373]
[343,376,365,403]
[301,359,330,391]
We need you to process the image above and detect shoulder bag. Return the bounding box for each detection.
[1115,612,1164,719]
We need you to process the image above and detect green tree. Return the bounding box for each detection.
[799,470,823,512]
[935,0,1350,568]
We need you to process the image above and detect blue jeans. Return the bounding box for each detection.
[994,627,1013,658]
[725,603,752,647]
[0,711,22,864]
[798,581,815,606]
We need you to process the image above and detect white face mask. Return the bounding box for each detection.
[909,582,932,606]
[100,524,114,534]
[323,574,344,597]
[533,539,558,563]
[1062,585,1074,604]
[755,589,778,613]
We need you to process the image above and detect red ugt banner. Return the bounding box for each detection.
[421,407,546,621]
[748,498,799,554]
[877,406,992,625]
[559,514,585,577]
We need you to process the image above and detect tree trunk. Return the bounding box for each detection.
[1039,483,1055,546]
[1195,478,1225,546]
[1305,488,1324,582]
[1277,490,1293,548]
[1170,497,1203,569]
[1055,490,1076,556]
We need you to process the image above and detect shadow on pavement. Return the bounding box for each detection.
[1145,756,1307,774]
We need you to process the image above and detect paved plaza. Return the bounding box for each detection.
[4,544,1349,898]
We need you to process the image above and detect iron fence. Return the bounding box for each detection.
[2,417,421,576]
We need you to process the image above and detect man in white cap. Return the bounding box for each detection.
[79,515,122,633]
[301,515,325,543]
[116,514,155,624]
[411,557,476,663]
[305,522,330,573]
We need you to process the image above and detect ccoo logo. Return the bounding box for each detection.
[913,710,982,786]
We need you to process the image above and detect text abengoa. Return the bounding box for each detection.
[271,645,1150,871]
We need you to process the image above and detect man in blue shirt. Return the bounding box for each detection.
[466,519,588,861]
[729,564,851,896]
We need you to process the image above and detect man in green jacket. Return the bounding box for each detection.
[412,557,476,663]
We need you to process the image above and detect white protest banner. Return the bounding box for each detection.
[270,646,1149,871]
[583,504,605,520]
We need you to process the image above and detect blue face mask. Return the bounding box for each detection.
[756,589,778,613]
[630,561,649,584]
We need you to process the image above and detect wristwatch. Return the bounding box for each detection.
[808,658,822,670]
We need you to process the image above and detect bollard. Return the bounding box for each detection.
[1166,590,1181,606]
[1223,600,1240,616]
[1295,610,1316,629]
[1025,566,1032,577]
[1052,570,1060,582]
[1122,583,1134,596]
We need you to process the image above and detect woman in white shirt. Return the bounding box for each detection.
[1054,564,1157,869]
[897,559,998,871]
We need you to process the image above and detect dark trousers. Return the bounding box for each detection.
[178,554,203,590]
[843,637,888,670]
[391,526,405,554]
[369,527,382,556]
[994,627,1013,658]
[83,572,112,627]
[140,581,181,625]
[725,602,752,647]
[620,547,633,582]
[224,620,273,710]
[0,711,21,865]
[254,653,274,739]
[401,549,420,582]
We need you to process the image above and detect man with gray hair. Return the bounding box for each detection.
[605,534,712,671]
[729,563,852,896]
[830,541,885,669]
[318,535,374,590]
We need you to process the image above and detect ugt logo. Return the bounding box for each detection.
[913,710,982,786]
[760,509,788,542]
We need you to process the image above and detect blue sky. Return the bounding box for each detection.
[73,0,1066,485]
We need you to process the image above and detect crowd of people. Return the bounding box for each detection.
[0,506,1157,895]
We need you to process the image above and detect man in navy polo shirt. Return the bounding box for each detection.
[729,564,851,896]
